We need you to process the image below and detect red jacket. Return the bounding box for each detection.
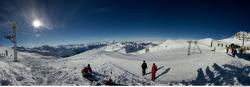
[151,64,157,74]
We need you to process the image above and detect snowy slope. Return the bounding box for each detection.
[0,47,156,86]
[134,38,213,54]
[0,47,57,85]
[1,36,250,86]
[51,42,250,85]
[54,37,249,85]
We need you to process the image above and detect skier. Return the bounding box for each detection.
[151,63,157,81]
[141,60,147,76]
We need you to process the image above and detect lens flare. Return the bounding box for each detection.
[32,20,42,28]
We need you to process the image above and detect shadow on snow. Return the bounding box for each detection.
[190,63,250,86]
[146,66,164,75]
[156,68,171,79]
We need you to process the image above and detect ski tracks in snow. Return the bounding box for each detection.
[99,52,158,85]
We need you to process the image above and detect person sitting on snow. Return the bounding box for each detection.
[81,64,92,77]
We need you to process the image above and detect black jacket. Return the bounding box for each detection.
[141,62,147,69]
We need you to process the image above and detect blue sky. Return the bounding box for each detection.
[0,0,250,47]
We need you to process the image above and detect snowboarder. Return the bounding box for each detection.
[141,60,147,76]
[151,63,157,81]
[81,64,92,77]
[5,50,8,56]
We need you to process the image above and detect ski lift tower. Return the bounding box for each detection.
[236,32,250,47]
[5,21,18,62]
[187,40,202,55]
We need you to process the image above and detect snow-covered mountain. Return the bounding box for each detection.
[101,41,158,54]
[233,31,250,39]
[17,43,107,57]
[220,31,250,46]
[17,41,158,57]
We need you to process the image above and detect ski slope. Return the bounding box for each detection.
[1,38,250,86]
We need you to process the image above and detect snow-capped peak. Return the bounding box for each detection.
[220,31,250,46]
[233,31,250,39]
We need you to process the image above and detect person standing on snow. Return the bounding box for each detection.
[232,49,237,57]
[226,47,229,53]
[141,60,147,76]
[5,50,8,56]
[151,63,157,81]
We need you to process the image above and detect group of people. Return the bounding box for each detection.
[0,50,8,57]
[141,60,158,81]
[226,46,238,57]
[226,44,248,57]
[80,60,158,82]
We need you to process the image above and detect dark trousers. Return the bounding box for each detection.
[152,72,156,81]
[142,69,146,76]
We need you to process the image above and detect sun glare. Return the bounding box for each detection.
[32,20,42,28]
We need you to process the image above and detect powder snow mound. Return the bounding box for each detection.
[0,47,59,86]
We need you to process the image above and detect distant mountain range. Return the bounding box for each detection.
[16,31,250,57]
[17,43,107,57]
[16,41,158,57]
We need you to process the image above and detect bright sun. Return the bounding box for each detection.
[32,20,42,28]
